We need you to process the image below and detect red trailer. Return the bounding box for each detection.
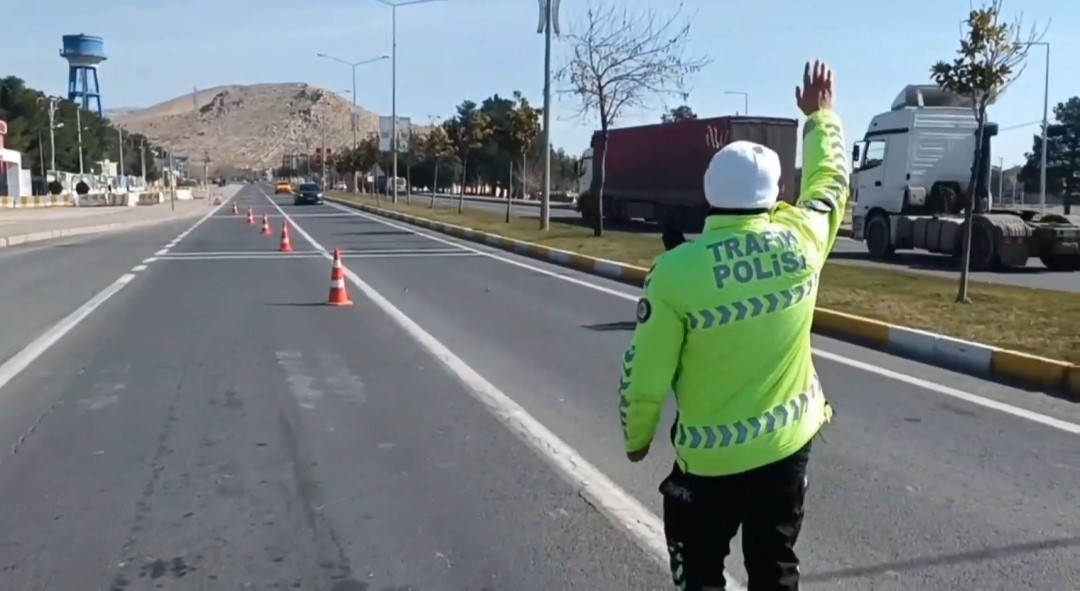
[576,116,798,231]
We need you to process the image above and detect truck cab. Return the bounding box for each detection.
[850,85,997,258]
[576,147,594,200]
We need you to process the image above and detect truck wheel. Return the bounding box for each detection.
[968,221,999,271]
[865,215,895,259]
[1039,255,1080,271]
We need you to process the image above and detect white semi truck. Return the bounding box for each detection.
[850,85,1080,271]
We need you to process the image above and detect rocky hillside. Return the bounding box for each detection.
[109,83,385,171]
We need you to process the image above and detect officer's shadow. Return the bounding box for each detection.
[801,534,1080,583]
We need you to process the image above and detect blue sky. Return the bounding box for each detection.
[4,0,1072,168]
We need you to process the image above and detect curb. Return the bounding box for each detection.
[328,196,1079,400]
[0,210,204,248]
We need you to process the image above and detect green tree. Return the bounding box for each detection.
[930,0,1040,303]
[556,3,710,236]
[498,92,541,222]
[0,76,167,187]
[402,129,424,204]
[661,105,697,123]
[445,101,492,213]
[1020,97,1080,213]
[475,94,515,197]
[421,125,455,208]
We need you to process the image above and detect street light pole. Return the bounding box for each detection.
[315,52,389,193]
[43,97,59,176]
[315,53,388,148]
[351,67,358,149]
[75,106,84,176]
[376,0,447,204]
[537,0,561,231]
[117,127,125,190]
[724,90,749,115]
[1029,41,1050,210]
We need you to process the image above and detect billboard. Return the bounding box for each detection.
[378,116,412,153]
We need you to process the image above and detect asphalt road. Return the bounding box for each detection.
[421,192,1079,292]
[0,182,1076,590]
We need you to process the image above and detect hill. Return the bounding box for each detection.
[109,83,386,171]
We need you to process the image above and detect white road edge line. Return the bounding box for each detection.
[262,191,748,590]
[324,200,1080,435]
[0,195,231,398]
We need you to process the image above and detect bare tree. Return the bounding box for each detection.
[931,0,1043,303]
[556,2,710,236]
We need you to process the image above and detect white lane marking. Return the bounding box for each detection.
[206,212,357,218]
[0,196,232,398]
[325,200,1080,435]
[0,273,134,393]
[262,191,746,590]
[131,264,148,272]
[324,201,636,299]
[813,349,1080,434]
[154,248,169,256]
[155,254,324,261]
[341,252,479,259]
[160,250,323,257]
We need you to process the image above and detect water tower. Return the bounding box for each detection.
[60,34,107,116]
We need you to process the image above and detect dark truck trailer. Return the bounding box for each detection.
[576,116,799,232]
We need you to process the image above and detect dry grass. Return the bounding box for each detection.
[334,193,1080,363]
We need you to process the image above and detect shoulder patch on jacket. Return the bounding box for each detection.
[636,298,652,323]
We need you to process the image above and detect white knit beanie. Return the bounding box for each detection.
[702,140,781,210]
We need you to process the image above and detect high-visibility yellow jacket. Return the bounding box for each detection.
[619,109,847,476]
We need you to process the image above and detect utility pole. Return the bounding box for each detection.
[117,127,125,189]
[46,97,59,177]
[75,105,85,176]
[536,0,561,231]
[140,140,146,187]
[320,123,328,189]
[37,132,45,180]
[315,52,388,193]
[168,151,176,210]
[193,86,202,188]
[376,0,447,204]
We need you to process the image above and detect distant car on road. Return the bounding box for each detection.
[274,181,292,194]
[293,182,324,205]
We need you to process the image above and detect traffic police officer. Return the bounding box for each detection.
[618,60,846,590]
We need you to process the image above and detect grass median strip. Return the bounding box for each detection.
[332,193,1079,364]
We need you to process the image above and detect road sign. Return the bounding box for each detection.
[536,0,561,34]
[378,116,412,153]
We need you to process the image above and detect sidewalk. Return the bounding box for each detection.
[0,200,209,247]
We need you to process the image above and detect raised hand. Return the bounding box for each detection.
[795,60,835,116]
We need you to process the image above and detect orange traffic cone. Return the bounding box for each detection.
[246,207,255,224]
[326,248,353,306]
[279,221,294,252]
[260,214,272,235]
[232,202,239,215]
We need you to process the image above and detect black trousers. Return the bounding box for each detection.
[660,441,811,591]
